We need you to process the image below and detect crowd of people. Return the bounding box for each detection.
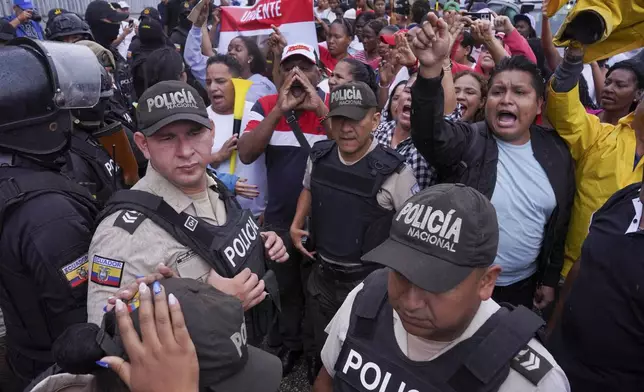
[0,0,643,391]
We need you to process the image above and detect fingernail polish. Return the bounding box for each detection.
[95,361,109,368]
[153,281,162,295]
[168,293,178,305]
[115,299,125,312]
[139,282,148,294]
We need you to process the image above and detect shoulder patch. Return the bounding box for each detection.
[511,345,553,386]
[410,182,420,195]
[114,210,147,234]
[90,255,125,288]
[60,255,89,288]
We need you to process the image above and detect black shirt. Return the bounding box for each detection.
[555,183,644,390]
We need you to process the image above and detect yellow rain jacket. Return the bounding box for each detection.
[546,0,644,62]
[547,83,644,277]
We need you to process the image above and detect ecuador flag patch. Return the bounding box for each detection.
[91,255,125,288]
[60,255,89,288]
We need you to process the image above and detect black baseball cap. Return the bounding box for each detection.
[327,81,378,121]
[362,183,499,293]
[139,6,162,22]
[137,80,211,136]
[138,17,165,43]
[99,278,282,391]
[85,0,128,24]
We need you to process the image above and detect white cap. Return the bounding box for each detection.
[514,13,536,30]
[343,8,356,19]
[118,1,130,9]
[281,43,317,64]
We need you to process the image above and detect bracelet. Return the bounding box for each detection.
[379,81,391,89]
[443,61,452,72]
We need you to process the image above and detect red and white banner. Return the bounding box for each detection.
[218,0,318,57]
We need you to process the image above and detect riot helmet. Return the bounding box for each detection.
[46,13,94,42]
[72,66,115,130]
[0,38,103,161]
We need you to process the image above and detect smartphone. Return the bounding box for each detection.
[463,12,493,21]
[128,19,134,27]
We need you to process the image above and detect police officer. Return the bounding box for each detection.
[62,66,126,207]
[290,81,418,383]
[0,38,101,390]
[86,81,289,345]
[45,11,93,42]
[314,184,570,391]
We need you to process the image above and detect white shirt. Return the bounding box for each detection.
[322,283,571,392]
[315,7,337,22]
[207,104,268,216]
[117,19,138,60]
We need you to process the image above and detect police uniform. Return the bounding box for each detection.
[320,184,570,392]
[0,38,102,390]
[62,67,126,206]
[87,81,277,343]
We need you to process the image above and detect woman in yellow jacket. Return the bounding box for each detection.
[546,44,644,277]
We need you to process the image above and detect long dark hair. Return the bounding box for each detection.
[339,58,378,97]
[454,70,488,122]
[231,35,268,76]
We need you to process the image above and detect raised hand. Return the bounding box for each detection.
[471,18,495,44]
[277,70,305,112]
[394,31,417,67]
[494,15,515,35]
[412,13,451,77]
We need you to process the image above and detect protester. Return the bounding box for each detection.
[238,43,329,378]
[313,184,570,391]
[184,2,277,105]
[382,79,407,123]
[546,127,644,390]
[453,70,487,122]
[352,11,376,52]
[352,19,385,69]
[546,45,644,278]
[0,39,100,390]
[203,54,268,217]
[327,58,378,96]
[374,74,436,189]
[290,81,418,383]
[114,2,137,60]
[86,81,288,352]
[319,19,354,75]
[315,0,337,23]
[3,0,44,40]
[373,0,387,20]
[410,14,575,309]
[452,31,476,68]
[514,13,537,39]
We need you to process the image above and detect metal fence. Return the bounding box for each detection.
[0,0,159,19]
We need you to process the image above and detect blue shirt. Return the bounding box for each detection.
[4,16,43,40]
[491,138,556,286]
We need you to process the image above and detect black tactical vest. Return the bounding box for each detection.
[0,168,98,365]
[333,270,552,392]
[310,140,405,264]
[99,172,279,339]
[64,130,125,206]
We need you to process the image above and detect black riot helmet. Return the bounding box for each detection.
[46,13,94,42]
[0,38,103,161]
[72,66,115,130]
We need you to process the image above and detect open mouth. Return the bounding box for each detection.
[291,82,304,97]
[401,103,412,118]
[497,110,517,127]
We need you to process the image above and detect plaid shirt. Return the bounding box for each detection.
[373,121,436,189]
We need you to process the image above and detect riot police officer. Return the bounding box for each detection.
[0,38,101,391]
[62,66,126,207]
[314,184,570,392]
[86,81,288,345]
[45,11,93,42]
[290,81,418,383]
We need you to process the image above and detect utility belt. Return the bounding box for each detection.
[317,255,381,283]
